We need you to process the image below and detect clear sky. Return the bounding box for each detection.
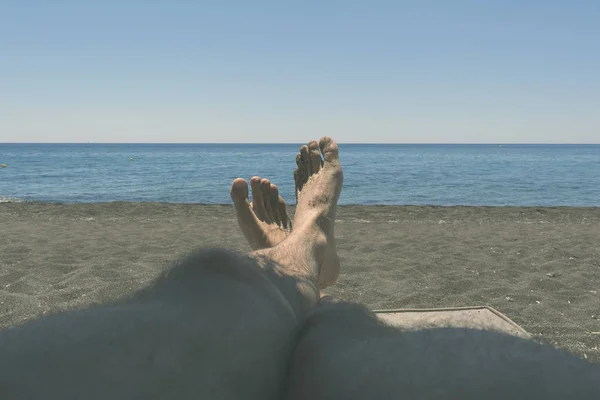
[1,1,599,143]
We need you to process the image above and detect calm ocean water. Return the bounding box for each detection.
[0,144,599,206]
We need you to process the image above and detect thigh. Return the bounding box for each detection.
[0,249,300,400]
[285,301,600,400]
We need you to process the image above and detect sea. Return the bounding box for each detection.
[1,144,599,206]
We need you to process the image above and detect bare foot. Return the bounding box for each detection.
[293,137,343,289]
[230,176,291,250]
[231,137,343,290]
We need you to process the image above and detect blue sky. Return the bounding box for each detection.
[1,1,599,143]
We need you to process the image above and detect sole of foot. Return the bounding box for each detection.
[293,137,343,289]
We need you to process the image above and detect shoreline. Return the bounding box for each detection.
[2,200,600,208]
[1,202,600,361]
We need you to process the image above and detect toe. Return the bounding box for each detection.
[278,195,290,229]
[231,178,267,250]
[250,176,268,221]
[295,147,310,197]
[300,145,311,174]
[319,136,340,165]
[260,178,274,223]
[269,184,282,226]
[308,140,322,174]
[230,178,249,205]
[293,169,301,203]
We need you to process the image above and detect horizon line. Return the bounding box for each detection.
[1,142,600,146]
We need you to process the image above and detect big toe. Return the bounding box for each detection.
[231,177,268,250]
[230,178,249,205]
[231,178,259,232]
[319,136,340,165]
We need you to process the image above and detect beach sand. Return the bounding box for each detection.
[1,203,599,361]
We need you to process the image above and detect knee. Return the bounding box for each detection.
[133,248,298,321]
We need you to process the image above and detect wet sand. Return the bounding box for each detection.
[1,203,599,361]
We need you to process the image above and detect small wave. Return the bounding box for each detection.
[0,196,26,203]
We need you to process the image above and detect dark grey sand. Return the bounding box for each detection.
[1,203,599,361]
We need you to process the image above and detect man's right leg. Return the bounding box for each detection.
[285,283,600,398]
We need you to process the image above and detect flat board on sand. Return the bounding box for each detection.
[374,306,530,339]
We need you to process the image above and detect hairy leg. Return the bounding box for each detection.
[0,137,345,400]
[285,299,600,399]
[0,249,303,400]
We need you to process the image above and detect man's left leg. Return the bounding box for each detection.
[0,137,343,400]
